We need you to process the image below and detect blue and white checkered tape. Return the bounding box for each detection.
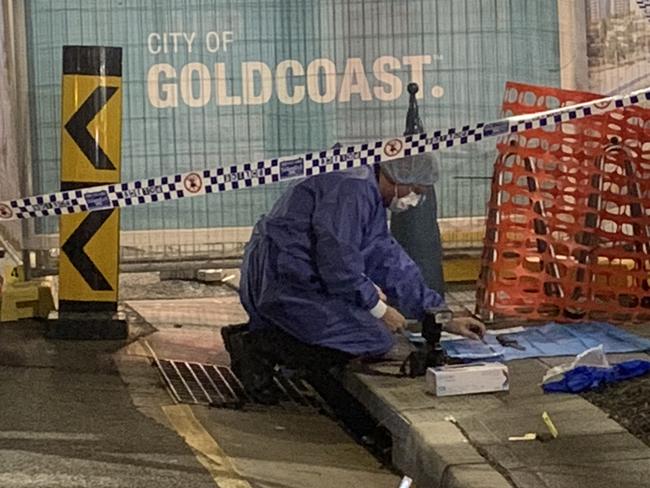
[637,0,650,18]
[0,85,649,222]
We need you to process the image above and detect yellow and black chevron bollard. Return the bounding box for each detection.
[49,45,127,339]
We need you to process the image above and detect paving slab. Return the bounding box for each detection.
[344,360,509,486]
[391,420,500,488]
[508,458,650,488]
[345,363,503,441]
[343,336,650,488]
[480,432,649,469]
[191,407,398,488]
[445,464,514,488]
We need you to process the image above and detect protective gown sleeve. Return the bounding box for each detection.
[311,179,381,311]
[365,219,445,320]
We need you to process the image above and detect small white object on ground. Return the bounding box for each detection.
[398,475,413,488]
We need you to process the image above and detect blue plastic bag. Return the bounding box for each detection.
[543,359,650,393]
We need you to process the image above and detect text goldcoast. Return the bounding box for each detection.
[147,55,440,108]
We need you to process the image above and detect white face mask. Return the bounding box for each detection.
[389,188,424,214]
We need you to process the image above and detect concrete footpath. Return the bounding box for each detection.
[0,321,217,488]
[123,278,650,488]
[4,272,649,488]
[0,318,399,488]
[343,324,650,488]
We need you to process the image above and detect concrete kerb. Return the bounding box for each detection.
[344,347,650,488]
[343,367,512,488]
[392,419,511,488]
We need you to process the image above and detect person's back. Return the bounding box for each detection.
[239,165,397,357]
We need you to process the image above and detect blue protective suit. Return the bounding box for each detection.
[240,166,444,357]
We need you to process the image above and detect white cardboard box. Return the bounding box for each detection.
[425,362,509,397]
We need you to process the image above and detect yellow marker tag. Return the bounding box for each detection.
[508,433,537,442]
[542,411,559,438]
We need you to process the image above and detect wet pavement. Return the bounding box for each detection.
[3,272,650,487]
[0,322,218,488]
[0,277,400,488]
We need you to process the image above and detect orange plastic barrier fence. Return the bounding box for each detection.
[476,82,650,324]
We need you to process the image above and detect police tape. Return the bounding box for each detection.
[638,0,650,19]
[0,85,649,222]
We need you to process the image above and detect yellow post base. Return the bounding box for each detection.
[443,254,481,283]
[0,279,56,322]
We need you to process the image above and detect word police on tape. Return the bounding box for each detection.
[2,85,649,222]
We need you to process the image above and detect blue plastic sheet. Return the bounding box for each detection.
[441,322,650,362]
[543,360,650,393]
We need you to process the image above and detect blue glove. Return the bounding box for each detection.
[543,360,650,393]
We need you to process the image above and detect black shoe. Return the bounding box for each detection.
[247,369,282,405]
[221,324,279,404]
[221,323,249,355]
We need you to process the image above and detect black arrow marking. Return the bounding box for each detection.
[65,85,119,170]
[61,210,114,291]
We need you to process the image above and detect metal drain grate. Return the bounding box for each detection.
[158,359,246,407]
[155,358,324,410]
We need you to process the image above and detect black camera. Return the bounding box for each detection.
[401,307,458,377]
